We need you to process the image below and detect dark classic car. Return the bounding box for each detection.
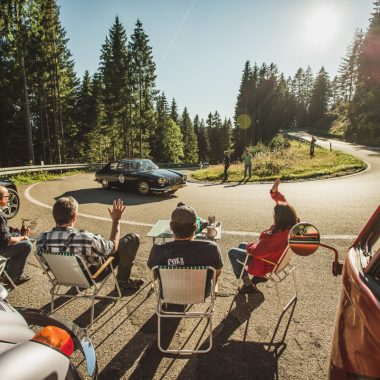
[0,178,20,219]
[95,159,187,195]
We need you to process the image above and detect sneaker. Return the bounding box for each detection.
[238,283,257,294]
[13,274,31,285]
[118,277,144,290]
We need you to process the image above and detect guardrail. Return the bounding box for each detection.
[0,163,104,176]
[0,162,200,176]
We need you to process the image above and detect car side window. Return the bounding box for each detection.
[110,162,118,171]
[119,162,130,172]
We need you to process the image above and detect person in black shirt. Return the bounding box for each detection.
[147,205,223,286]
[223,151,230,182]
[0,186,32,284]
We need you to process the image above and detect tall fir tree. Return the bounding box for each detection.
[180,107,198,163]
[349,1,380,144]
[129,19,157,157]
[309,66,331,129]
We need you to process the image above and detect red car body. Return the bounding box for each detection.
[329,205,380,379]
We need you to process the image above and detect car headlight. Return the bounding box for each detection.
[158,177,168,185]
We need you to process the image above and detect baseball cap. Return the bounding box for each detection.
[171,205,197,224]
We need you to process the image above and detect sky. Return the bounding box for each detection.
[58,0,374,122]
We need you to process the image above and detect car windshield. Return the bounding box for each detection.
[130,160,158,171]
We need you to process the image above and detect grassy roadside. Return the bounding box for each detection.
[8,169,91,185]
[192,140,366,182]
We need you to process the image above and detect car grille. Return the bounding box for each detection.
[169,177,182,185]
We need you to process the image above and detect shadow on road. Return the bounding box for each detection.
[55,188,175,206]
[176,294,297,380]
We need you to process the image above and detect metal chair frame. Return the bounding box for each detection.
[151,265,216,354]
[238,245,298,311]
[36,251,121,328]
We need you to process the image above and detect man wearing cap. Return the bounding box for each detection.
[147,205,223,287]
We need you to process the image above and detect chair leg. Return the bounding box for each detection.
[4,271,16,289]
[111,265,121,298]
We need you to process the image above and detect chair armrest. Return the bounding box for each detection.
[245,251,277,265]
[91,256,115,280]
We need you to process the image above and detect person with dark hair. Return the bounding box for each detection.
[147,204,223,291]
[222,151,230,182]
[228,179,298,294]
[0,186,32,284]
[36,196,143,290]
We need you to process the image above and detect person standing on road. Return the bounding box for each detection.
[310,136,317,158]
[36,196,144,291]
[242,148,253,178]
[0,186,32,285]
[223,151,230,182]
[228,179,298,294]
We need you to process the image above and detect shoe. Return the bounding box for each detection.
[118,277,144,290]
[13,274,31,285]
[238,283,257,294]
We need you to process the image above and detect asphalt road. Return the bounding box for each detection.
[7,136,380,380]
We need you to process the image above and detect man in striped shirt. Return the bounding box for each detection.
[36,196,143,290]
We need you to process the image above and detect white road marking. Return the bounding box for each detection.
[24,183,356,240]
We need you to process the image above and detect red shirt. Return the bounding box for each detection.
[246,190,289,277]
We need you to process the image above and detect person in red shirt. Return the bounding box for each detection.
[228,178,298,294]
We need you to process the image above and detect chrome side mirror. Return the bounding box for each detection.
[288,222,343,276]
[288,223,320,256]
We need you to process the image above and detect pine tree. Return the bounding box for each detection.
[349,2,380,144]
[129,19,157,157]
[161,119,184,163]
[99,15,129,158]
[151,91,170,161]
[193,115,209,161]
[170,98,179,124]
[180,107,198,163]
[309,67,331,128]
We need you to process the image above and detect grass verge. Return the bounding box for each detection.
[192,140,366,182]
[9,169,90,185]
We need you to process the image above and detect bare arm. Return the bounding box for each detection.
[7,226,30,245]
[107,199,126,254]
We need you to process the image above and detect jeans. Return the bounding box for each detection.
[113,233,140,282]
[0,240,33,278]
[228,243,251,279]
[244,164,252,178]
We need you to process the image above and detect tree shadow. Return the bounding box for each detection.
[55,188,175,206]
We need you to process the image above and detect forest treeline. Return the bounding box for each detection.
[1,0,379,167]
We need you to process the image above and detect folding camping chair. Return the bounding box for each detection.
[0,256,16,289]
[151,265,217,354]
[238,245,298,311]
[36,251,121,328]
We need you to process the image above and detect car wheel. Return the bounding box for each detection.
[137,181,150,195]
[2,189,20,219]
[101,179,111,190]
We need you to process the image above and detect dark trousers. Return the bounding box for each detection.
[223,165,230,180]
[244,164,252,178]
[0,240,33,278]
[113,233,140,282]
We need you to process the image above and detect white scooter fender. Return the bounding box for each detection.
[0,340,72,380]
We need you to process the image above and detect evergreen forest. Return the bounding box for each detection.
[1,0,380,167]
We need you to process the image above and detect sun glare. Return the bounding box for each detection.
[303,6,339,47]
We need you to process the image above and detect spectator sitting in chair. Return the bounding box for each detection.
[0,186,33,285]
[36,196,143,290]
[147,204,223,293]
[228,178,298,294]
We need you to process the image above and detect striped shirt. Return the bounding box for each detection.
[36,227,114,270]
